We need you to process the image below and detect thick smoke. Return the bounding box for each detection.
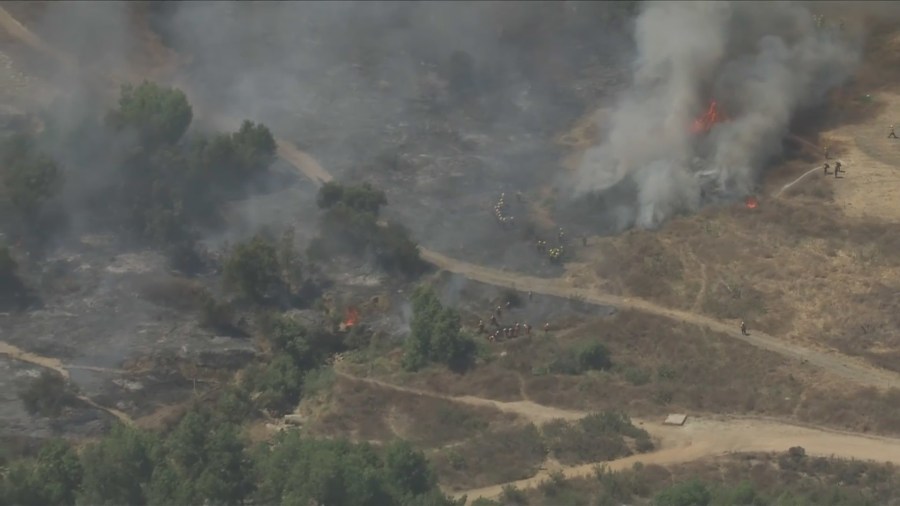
[571,1,867,229]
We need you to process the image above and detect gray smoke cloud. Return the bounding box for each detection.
[570,1,869,230]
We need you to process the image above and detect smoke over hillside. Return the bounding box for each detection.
[570,1,888,230]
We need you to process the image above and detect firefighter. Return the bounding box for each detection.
[496,305,503,317]
[478,319,485,334]
[834,161,843,178]
[506,300,512,310]
[823,162,831,175]
[558,227,565,243]
[524,323,531,336]
[490,314,499,327]
[544,322,550,334]
[514,322,520,336]
[740,320,749,336]
[890,125,898,139]
[823,145,830,160]
[528,290,533,301]
[582,235,588,247]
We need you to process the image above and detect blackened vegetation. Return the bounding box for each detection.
[310,181,427,279]
[17,370,79,418]
[0,245,36,310]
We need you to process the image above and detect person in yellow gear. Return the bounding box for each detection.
[889,125,897,139]
[740,320,749,336]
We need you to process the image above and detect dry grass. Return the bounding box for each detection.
[541,412,653,466]
[431,423,547,492]
[301,375,518,448]
[516,451,900,506]
[578,197,900,363]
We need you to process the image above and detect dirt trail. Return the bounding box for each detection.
[0,340,134,426]
[334,367,900,503]
[419,249,900,390]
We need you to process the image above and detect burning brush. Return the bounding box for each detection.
[339,306,360,332]
[691,100,729,135]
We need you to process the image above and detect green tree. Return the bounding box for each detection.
[223,234,282,303]
[148,410,253,506]
[109,81,193,146]
[3,440,82,506]
[403,285,476,371]
[383,440,437,498]
[231,120,276,175]
[578,342,612,371]
[0,134,63,225]
[245,355,304,413]
[654,479,712,506]
[78,425,160,506]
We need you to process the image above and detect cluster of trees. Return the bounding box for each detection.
[310,181,426,278]
[242,313,346,414]
[0,401,464,506]
[221,228,317,307]
[403,284,477,372]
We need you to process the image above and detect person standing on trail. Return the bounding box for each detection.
[823,162,831,175]
[890,125,898,139]
[740,320,749,336]
[544,322,551,334]
[834,161,844,178]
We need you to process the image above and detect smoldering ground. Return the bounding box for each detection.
[569,1,900,231]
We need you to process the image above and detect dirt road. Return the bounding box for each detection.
[333,367,900,503]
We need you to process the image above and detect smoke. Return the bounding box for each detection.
[570,1,871,230]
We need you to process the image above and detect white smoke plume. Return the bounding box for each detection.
[571,1,868,229]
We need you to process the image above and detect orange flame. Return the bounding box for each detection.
[745,196,759,209]
[691,100,727,134]
[343,307,360,328]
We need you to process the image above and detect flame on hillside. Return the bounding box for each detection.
[691,100,728,135]
[343,307,360,328]
[745,196,759,209]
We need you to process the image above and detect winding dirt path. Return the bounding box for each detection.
[333,367,900,503]
[0,341,134,425]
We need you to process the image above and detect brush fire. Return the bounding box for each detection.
[745,196,759,209]
[691,100,728,135]
[339,307,360,332]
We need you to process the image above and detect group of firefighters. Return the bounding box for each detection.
[822,125,897,177]
[476,297,551,343]
[494,193,515,229]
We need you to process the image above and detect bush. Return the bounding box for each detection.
[578,342,612,371]
[18,370,78,417]
[223,234,282,303]
[108,81,193,147]
[654,479,711,506]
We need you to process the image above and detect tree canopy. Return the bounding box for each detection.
[403,284,476,372]
[109,81,193,147]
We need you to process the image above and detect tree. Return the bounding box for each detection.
[2,440,82,506]
[109,81,193,147]
[383,441,437,498]
[223,234,282,303]
[1,134,63,226]
[18,370,78,417]
[578,342,612,371]
[231,120,276,175]
[78,425,160,506]
[403,285,476,371]
[654,479,712,506]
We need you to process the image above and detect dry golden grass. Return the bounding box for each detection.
[574,196,900,370]
[431,423,547,492]
[300,375,518,448]
[515,450,900,506]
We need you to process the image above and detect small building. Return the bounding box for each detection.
[664,414,688,426]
